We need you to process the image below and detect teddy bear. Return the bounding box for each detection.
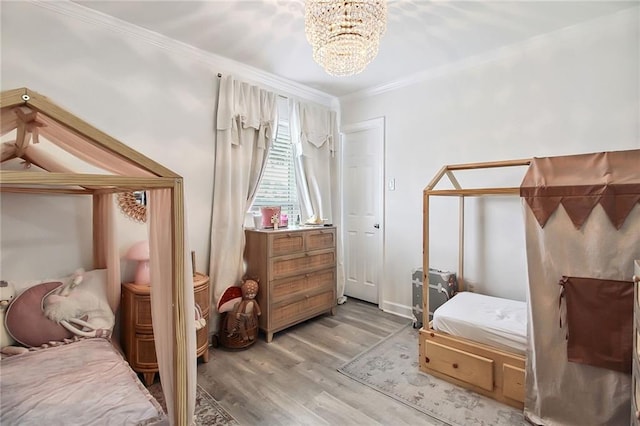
[0,280,16,348]
[225,278,261,343]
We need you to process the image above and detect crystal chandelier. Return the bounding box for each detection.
[305,0,387,77]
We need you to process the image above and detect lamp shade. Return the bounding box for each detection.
[126,240,150,285]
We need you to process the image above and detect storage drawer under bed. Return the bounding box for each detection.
[424,340,494,391]
[420,328,526,408]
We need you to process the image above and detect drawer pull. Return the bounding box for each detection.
[452,363,458,369]
[430,332,434,337]
[425,357,430,363]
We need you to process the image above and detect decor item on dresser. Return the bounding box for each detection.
[121,272,210,386]
[244,227,337,342]
[260,206,281,229]
[220,278,261,349]
[126,241,151,285]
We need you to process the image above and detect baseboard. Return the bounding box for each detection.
[380,300,413,320]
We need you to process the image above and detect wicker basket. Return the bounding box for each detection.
[219,312,258,349]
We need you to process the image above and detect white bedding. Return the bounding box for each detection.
[432,291,527,355]
[0,338,168,426]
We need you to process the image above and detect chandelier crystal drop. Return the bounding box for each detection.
[305,0,387,77]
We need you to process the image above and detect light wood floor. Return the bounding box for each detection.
[197,299,442,426]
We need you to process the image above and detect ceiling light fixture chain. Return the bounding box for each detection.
[305,0,387,77]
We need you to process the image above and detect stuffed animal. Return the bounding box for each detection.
[0,280,16,348]
[43,278,115,339]
[225,279,261,342]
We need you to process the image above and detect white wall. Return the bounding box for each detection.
[0,1,335,284]
[340,8,639,317]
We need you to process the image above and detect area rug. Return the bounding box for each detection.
[147,382,238,426]
[338,324,526,426]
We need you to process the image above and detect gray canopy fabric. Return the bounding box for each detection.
[521,149,640,425]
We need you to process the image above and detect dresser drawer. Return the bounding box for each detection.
[503,364,525,403]
[270,232,305,256]
[424,340,494,391]
[271,290,335,330]
[134,334,158,367]
[305,229,335,251]
[133,296,153,334]
[270,248,336,280]
[270,268,336,303]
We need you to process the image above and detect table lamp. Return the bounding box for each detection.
[126,240,150,285]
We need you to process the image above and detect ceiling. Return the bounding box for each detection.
[74,1,637,98]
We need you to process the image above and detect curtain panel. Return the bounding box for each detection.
[290,100,337,224]
[209,75,277,328]
[289,99,345,301]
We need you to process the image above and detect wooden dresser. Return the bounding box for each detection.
[244,226,337,342]
[121,272,210,386]
[632,259,640,425]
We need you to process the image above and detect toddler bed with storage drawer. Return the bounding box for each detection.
[419,159,531,409]
[0,88,197,424]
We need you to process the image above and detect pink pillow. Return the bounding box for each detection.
[5,281,73,347]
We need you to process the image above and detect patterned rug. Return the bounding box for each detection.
[147,382,238,425]
[338,324,526,426]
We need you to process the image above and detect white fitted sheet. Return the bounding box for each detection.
[432,291,527,355]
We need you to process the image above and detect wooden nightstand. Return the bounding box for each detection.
[121,272,210,386]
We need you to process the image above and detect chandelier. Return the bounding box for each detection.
[304,0,387,77]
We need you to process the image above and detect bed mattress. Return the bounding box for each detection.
[432,291,527,355]
[0,338,168,426]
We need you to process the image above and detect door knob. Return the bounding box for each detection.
[374,223,380,229]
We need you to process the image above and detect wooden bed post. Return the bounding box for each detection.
[458,195,464,291]
[171,178,189,426]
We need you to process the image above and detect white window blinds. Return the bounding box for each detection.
[251,97,300,220]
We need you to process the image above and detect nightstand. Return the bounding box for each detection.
[121,272,210,386]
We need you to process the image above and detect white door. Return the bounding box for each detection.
[341,117,384,304]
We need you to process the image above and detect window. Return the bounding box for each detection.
[251,97,300,221]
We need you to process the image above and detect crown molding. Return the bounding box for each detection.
[340,5,639,103]
[30,0,337,108]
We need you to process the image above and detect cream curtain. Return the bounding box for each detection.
[289,100,345,301]
[209,75,277,326]
[290,100,336,223]
[149,189,197,425]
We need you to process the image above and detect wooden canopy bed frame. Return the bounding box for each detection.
[419,158,531,409]
[0,88,194,425]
